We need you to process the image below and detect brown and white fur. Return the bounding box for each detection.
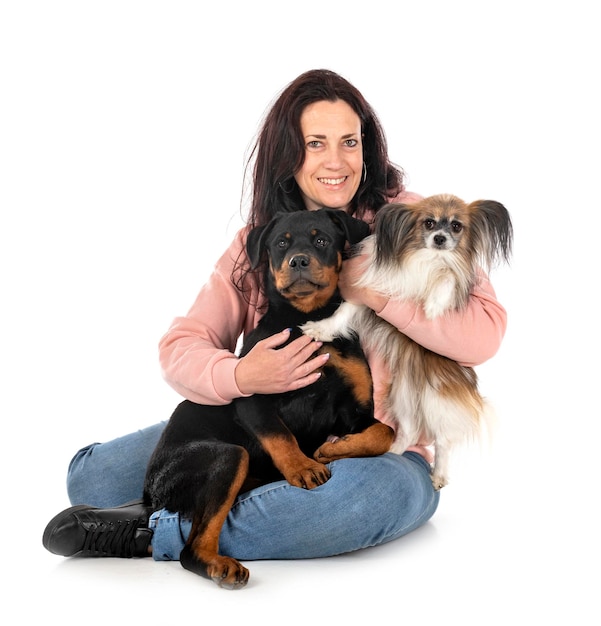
[302,194,513,490]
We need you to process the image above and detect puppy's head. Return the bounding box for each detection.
[247,209,370,313]
[374,194,512,270]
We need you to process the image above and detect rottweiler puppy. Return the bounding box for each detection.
[144,209,395,589]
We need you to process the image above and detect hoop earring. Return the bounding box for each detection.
[279,178,295,194]
[362,162,367,184]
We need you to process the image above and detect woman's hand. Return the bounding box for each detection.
[338,254,388,312]
[235,329,330,395]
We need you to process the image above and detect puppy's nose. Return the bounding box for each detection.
[433,235,447,247]
[289,254,311,269]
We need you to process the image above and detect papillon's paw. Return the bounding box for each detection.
[431,473,448,491]
[423,278,457,319]
[300,320,336,342]
[423,301,446,320]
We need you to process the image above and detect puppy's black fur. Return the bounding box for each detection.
[144,209,395,589]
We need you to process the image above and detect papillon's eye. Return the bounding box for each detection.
[315,236,329,248]
[451,221,463,233]
[424,219,436,230]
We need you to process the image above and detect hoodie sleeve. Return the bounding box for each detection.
[375,270,507,366]
[158,228,263,405]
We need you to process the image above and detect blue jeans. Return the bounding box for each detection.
[67,422,439,561]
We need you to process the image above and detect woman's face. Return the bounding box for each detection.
[294,99,363,212]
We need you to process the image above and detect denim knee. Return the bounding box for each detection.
[66,422,166,507]
[66,443,102,505]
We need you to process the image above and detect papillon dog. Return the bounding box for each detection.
[301,194,513,489]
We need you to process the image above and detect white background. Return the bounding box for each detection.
[2,1,599,624]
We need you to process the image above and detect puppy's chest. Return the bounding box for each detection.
[277,343,371,422]
[274,384,343,448]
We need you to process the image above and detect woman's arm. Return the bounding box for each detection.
[158,229,260,405]
[377,272,506,366]
[339,257,506,367]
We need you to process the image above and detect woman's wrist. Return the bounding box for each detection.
[359,288,388,314]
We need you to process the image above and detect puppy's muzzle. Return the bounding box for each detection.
[277,253,329,295]
[288,254,311,270]
[430,231,457,251]
[433,234,448,248]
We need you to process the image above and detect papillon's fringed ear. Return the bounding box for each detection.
[373,203,417,266]
[324,208,370,245]
[469,200,514,267]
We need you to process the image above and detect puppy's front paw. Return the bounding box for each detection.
[423,278,457,319]
[424,302,445,320]
[284,458,331,489]
[313,436,348,463]
[300,320,335,342]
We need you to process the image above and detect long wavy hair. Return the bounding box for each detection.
[236,69,406,301]
[244,69,405,228]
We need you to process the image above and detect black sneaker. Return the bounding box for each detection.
[43,500,153,558]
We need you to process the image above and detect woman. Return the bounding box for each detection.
[43,69,507,562]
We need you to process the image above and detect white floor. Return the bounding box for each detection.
[3,2,600,624]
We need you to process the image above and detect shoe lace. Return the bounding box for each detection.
[82,519,141,557]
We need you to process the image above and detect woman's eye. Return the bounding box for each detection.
[307,140,322,149]
[344,139,358,148]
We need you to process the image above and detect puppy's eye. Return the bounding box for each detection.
[315,237,329,248]
[424,219,436,230]
[451,221,463,233]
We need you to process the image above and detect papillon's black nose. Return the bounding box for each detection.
[433,235,447,247]
[289,254,311,269]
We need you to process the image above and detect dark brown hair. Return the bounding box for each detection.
[244,69,405,228]
[236,69,406,303]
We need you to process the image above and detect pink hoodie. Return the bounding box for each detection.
[158,192,508,460]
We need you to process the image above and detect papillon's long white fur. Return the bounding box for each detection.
[302,194,513,489]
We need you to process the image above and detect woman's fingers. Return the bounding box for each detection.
[235,331,329,394]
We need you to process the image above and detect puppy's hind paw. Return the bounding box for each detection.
[180,547,249,590]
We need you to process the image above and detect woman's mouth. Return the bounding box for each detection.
[318,176,347,186]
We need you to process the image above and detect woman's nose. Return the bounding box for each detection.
[323,146,344,168]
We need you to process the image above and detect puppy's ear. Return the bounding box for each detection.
[246,220,275,269]
[324,209,371,245]
[468,200,513,266]
[373,203,416,265]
